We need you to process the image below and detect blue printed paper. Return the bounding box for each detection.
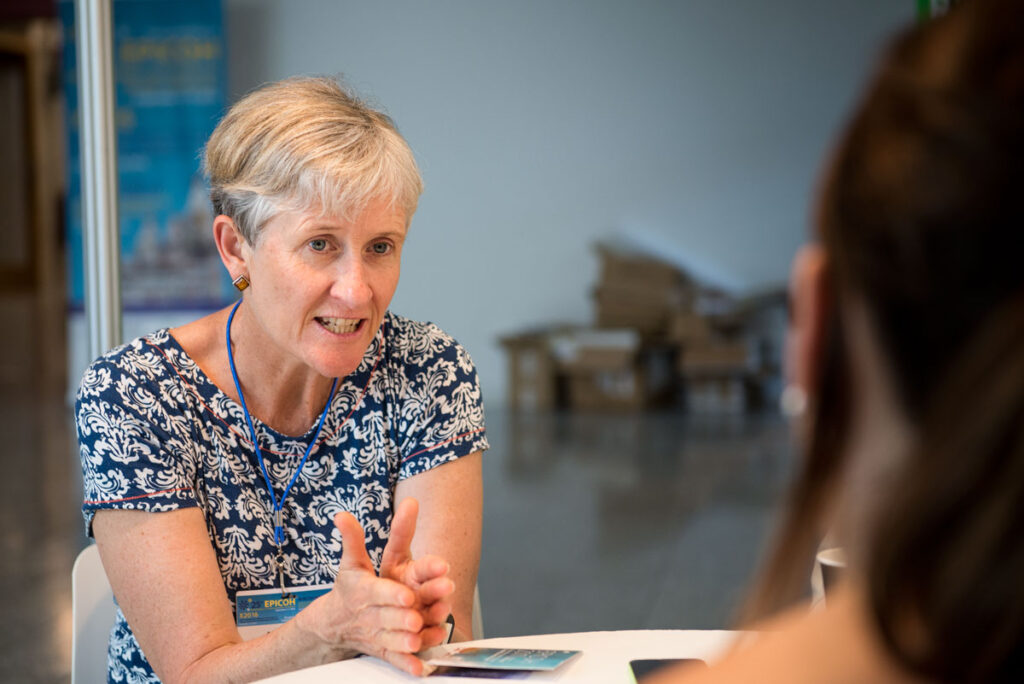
[428,648,581,671]
[59,0,230,310]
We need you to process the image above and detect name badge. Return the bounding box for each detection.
[235,584,332,640]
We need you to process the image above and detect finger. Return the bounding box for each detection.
[415,575,455,604]
[417,623,451,650]
[377,627,423,654]
[368,605,425,633]
[381,648,426,677]
[380,498,419,575]
[418,599,453,627]
[334,511,374,572]
[364,576,418,608]
[403,555,450,586]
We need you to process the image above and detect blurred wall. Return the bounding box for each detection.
[221,0,911,406]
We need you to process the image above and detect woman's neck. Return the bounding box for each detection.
[228,308,335,437]
[172,306,336,437]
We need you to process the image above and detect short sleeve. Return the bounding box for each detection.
[392,322,489,480]
[76,342,199,536]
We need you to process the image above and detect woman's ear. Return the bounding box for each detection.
[786,244,830,399]
[212,215,250,280]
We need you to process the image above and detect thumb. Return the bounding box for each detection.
[334,511,374,572]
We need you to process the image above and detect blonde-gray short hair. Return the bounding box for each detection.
[203,76,423,243]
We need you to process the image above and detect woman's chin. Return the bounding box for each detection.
[304,322,379,378]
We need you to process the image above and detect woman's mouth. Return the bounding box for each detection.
[316,317,363,334]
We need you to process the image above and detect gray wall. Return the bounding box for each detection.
[224,0,912,406]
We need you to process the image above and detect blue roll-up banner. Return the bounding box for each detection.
[60,0,229,310]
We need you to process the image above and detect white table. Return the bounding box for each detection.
[254,630,741,683]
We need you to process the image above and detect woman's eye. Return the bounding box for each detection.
[371,241,392,255]
[309,239,328,252]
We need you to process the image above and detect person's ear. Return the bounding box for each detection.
[213,215,250,281]
[785,244,830,400]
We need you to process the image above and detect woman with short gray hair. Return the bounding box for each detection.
[77,76,486,682]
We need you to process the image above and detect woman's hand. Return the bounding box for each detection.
[302,498,454,675]
[379,498,456,648]
[395,452,483,643]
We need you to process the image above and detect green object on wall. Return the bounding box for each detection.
[918,0,962,21]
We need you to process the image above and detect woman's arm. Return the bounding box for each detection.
[94,503,447,682]
[393,451,483,642]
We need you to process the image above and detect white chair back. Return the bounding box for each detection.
[472,584,484,640]
[71,543,116,684]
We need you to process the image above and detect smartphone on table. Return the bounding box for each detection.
[629,658,708,681]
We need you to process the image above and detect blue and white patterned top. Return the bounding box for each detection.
[76,311,488,683]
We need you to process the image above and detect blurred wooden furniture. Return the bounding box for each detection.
[0,17,66,392]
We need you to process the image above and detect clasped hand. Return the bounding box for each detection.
[308,498,454,676]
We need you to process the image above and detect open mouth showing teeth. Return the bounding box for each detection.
[316,317,362,334]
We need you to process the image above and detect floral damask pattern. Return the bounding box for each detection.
[77,311,488,682]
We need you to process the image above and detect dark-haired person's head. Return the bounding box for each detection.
[752,1,1024,680]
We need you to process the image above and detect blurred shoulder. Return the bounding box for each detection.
[645,586,919,684]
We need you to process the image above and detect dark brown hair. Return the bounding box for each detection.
[748,1,1024,680]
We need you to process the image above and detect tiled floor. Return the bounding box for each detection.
[478,410,793,637]
[0,386,84,682]
[0,383,793,681]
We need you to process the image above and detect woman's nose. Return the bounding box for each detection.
[330,256,373,306]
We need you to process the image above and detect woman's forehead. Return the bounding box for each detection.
[267,200,408,234]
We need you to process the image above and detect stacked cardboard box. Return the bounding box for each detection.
[592,243,693,337]
[555,329,675,411]
[678,340,752,415]
[499,329,560,412]
[670,287,787,415]
[499,242,785,414]
[667,296,751,415]
[570,244,690,409]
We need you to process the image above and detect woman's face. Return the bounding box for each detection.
[238,198,407,379]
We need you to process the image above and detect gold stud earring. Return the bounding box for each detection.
[232,275,250,291]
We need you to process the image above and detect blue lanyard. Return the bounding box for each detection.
[225,299,338,579]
